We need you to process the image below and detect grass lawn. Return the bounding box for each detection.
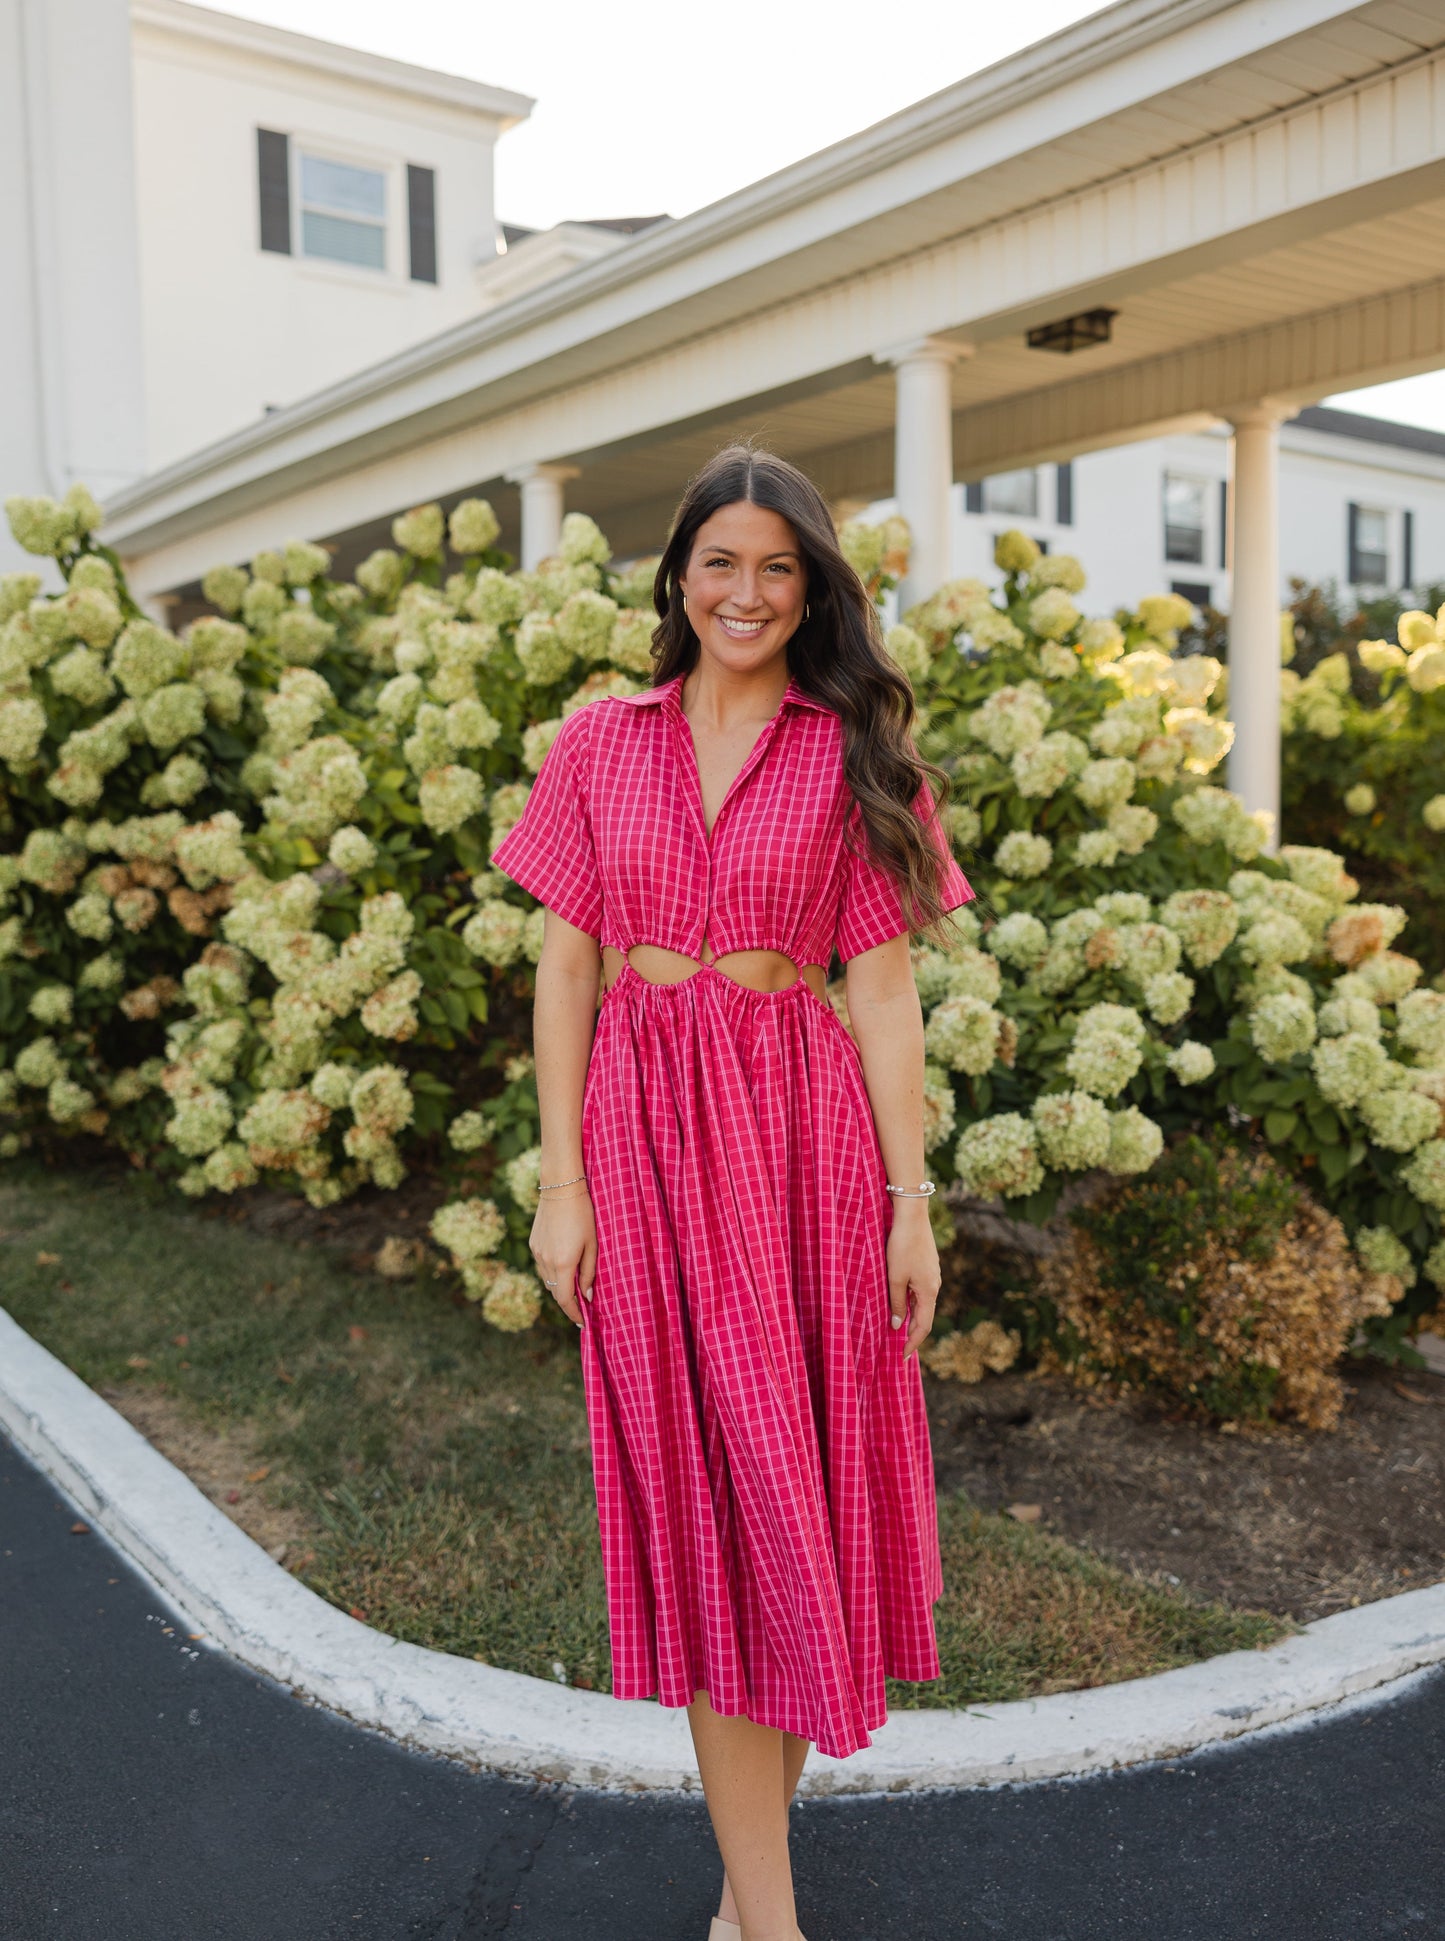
[1,1164,1291,1705]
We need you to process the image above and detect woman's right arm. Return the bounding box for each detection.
[529,907,603,1326]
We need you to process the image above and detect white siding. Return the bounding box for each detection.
[131,19,515,468]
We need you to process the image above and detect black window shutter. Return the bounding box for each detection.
[257,129,291,254]
[1347,502,1361,582]
[407,165,438,283]
[1218,479,1228,569]
[1403,509,1414,590]
[1055,461,1074,527]
[964,481,983,514]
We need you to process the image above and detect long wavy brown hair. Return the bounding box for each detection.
[650,443,962,943]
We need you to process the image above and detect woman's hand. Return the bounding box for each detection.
[530,1184,597,1327]
[886,1201,940,1360]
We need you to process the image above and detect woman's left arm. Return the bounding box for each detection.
[844,933,939,1360]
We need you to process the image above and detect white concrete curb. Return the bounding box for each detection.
[4,1305,1444,1795]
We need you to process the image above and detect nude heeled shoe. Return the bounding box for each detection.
[708,1925,807,1939]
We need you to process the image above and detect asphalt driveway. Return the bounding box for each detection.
[3,1437,1441,1940]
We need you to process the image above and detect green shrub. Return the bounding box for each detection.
[1032,1134,1394,1429]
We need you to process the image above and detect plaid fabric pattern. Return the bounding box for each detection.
[490,670,974,1759]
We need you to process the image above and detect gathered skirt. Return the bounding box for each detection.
[577,959,943,1761]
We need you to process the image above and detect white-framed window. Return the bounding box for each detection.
[1348,504,1390,586]
[1163,473,1209,565]
[297,151,388,271]
[982,469,1038,518]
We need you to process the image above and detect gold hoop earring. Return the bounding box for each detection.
[805,604,811,620]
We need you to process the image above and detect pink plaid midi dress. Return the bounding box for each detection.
[490,668,975,1759]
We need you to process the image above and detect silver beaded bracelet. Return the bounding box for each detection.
[538,1172,587,1192]
[885,1180,936,1198]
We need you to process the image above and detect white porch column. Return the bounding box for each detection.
[876,337,970,610]
[505,462,579,570]
[1224,403,1291,846]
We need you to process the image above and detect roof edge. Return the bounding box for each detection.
[130,0,536,125]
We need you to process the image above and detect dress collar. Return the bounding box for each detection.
[613,670,833,715]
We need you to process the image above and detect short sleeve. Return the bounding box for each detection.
[489,707,604,937]
[834,781,975,961]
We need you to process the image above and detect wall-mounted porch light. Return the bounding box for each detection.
[1026,307,1118,354]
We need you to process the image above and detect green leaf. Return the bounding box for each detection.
[1264,1109,1298,1144]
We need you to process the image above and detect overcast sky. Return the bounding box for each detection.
[215,0,1445,432]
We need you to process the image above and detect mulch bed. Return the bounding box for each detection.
[926,1361,1445,1624]
[127,1156,1445,1626]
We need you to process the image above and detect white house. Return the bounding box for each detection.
[919,405,1445,617]
[1,0,532,566]
[8,0,1445,837]
[129,0,533,468]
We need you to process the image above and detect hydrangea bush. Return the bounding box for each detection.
[1,486,660,1332]
[1281,594,1445,968]
[878,528,1445,1356]
[4,487,1442,1354]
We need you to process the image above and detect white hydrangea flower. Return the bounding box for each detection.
[1157,889,1238,967]
[49,645,115,708]
[448,1110,496,1153]
[969,682,1051,758]
[29,985,73,1027]
[1166,1040,1215,1084]
[1358,638,1405,675]
[431,1195,507,1265]
[78,953,125,991]
[174,812,248,889]
[1077,618,1125,662]
[261,667,331,754]
[994,530,1041,575]
[1423,795,1445,833]
[923,994,1004,1075]
[1249,991,1316,1065]
[66,893,113,943]
[0,696,47,768]
[449,499,500,555]
[328,826,377,875]
[954,1113,1043,1198]
[418,764,485,836]
[1356,950,1421,1005]
[1317,994,1381,1039]
[1354,1226,1415,1287]
[1065,1023,1144,1098]
[554,589,619,664]
[166,1083,235,1157]
[140,681,206,750]
[1076,757,1136,812]
[1103,1106,1164,1175]
[487,780,532,849]
[1027,588,1080,640]
[1032,1090,1110,1170]
[986,912,1048,968]
[1405,644,1445,692]
[1425,1238,1445,1290]
[111,620,187,700]
[1143,970,1194,1025]
[47,1076,96,1124]
[1011,731,1087,798]
[444,697,501,751]
[263,736,367,841]
[921,1065,957,1152]
[350,1064,414,1138]
[309,1063,356,1110]
[15,1037,66,1087]
[995,830,1051,879]
[1358,1087,1439,1153]
[1238,912,1313,968]
[515,613,574,687]
[1396,990,1445,1060]
[392,503,445,560]
[1400,1140,1445,1211]
[466,568,526,629]
[1075,830,1121,868]
[885,624,930,682]
[360,970,422,1042]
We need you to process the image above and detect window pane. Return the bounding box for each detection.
[1353,506,1389,583]
[300,153,385,218]
[1164,474,1206,564]
[1356,508,1388,552]
[983,469,1038,517]
[301,209,386,269]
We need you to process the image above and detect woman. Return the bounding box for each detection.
[490,445,974,1940]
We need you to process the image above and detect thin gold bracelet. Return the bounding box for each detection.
[538,1172,587,1191]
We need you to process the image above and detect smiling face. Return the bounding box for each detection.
[677,500,808,678]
